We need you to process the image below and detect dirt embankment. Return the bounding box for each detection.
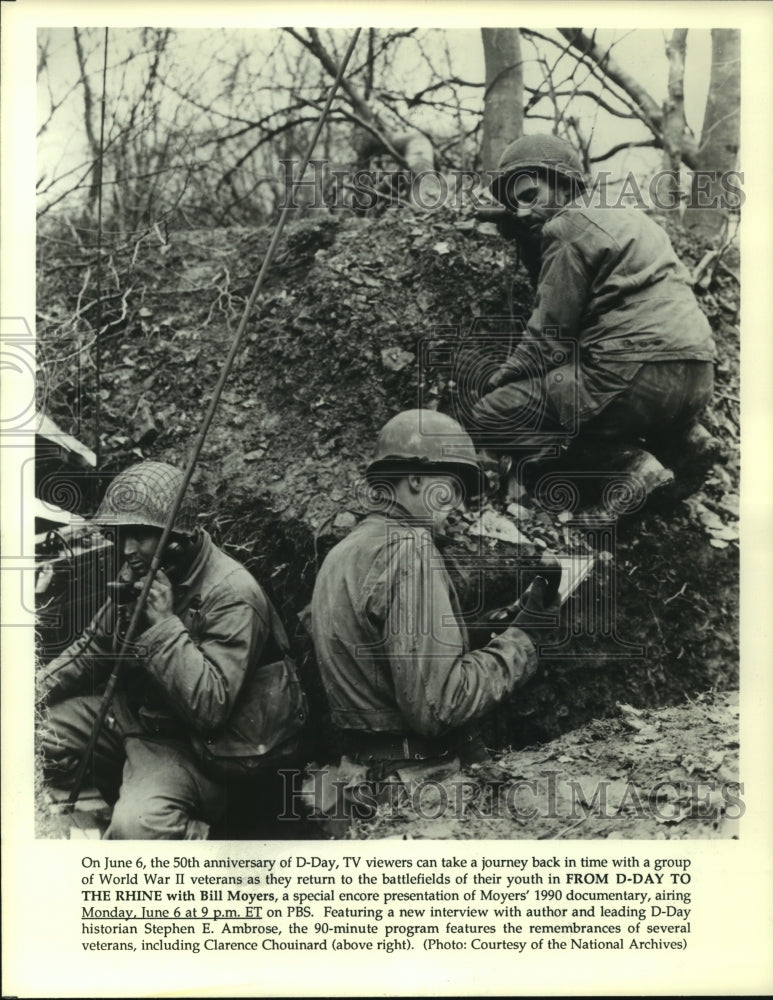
[37,204,740,750]
[359,689,741,841]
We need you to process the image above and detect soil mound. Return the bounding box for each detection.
[37,204,740,747]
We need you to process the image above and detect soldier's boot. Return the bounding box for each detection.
[571,446,675,524]
[646,421,723,500]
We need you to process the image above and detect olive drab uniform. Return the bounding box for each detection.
[37,462,306,839]
[306,411,547,825]
[472,134,715,461]
[311,506,538,741]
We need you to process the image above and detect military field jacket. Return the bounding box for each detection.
[511,204,716,374]
[38,531,276,741]
[311,510,538,738]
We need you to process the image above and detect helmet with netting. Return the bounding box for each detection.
[490,133,587,208]
[93,461,197,535]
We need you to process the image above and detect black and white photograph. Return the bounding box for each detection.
[30,21,743,841]
[2,3,772,997]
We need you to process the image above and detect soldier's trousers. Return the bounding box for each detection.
[40,694,225,839]
[470,358,714,454]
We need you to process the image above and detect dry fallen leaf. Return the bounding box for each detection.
[708,525,739,542]
[380,347,414,372]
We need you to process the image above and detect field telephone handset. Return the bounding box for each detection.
[107,538,185,606]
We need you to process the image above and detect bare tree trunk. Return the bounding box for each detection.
[684,29,741,236]
[661,29,688,209]
[480,28,523,172]
[662,30,688,171]
[72,28,102,208]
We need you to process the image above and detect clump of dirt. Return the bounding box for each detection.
[36,203,739,750]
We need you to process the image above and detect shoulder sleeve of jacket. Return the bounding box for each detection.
[532,214,591,336]
[507,212,593,375]
[138,573,271,735]
[384,530,538,737]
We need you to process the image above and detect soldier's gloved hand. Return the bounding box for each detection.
[512,576,561,651]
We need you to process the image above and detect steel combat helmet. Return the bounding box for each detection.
[93,461,198,535]
[490,133,587,208]
[366,409,482,496]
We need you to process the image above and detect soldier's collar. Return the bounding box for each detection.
[367,503,454,547]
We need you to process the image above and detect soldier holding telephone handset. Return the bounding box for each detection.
[37,461,307,840]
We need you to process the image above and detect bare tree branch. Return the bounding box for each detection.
[284,26,411,167]
[522,30,656,128]
[589,139,657,164]
[555,27,698,168]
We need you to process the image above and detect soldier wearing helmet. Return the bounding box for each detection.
[472,132,716,493]
[37,461,306,839]
[308,410,557,819]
